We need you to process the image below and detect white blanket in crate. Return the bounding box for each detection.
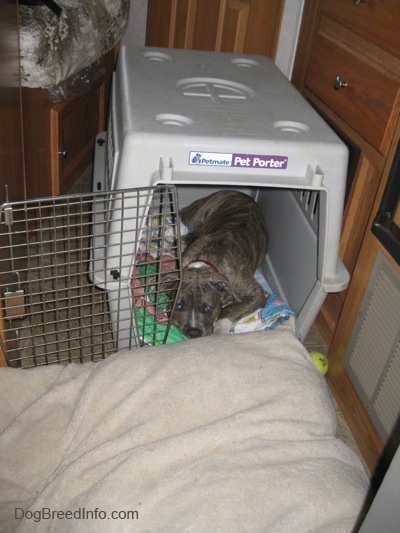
[0,326,369,532]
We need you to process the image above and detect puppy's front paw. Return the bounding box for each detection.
[213,318,234,335]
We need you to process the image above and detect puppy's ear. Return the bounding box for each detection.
[159,271,180,310]
[211,279,240,307]
[160,271,180,294]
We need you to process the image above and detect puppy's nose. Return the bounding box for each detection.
[186,328,202,338]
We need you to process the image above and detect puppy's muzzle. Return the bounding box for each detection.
[184,327,202,338]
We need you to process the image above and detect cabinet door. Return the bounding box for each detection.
[0,2,25,203]
[54,86,102,194]
[146,0,284,58]
[0,0,25,367]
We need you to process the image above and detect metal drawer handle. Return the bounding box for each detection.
[334,76,348,90]
[353,0,366,5]
[58,150,69,159]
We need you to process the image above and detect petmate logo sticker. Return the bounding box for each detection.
[189,152,288,169]
[189,152,232,166]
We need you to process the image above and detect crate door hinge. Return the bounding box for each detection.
[1,204,14,226]
[1,185,14,226]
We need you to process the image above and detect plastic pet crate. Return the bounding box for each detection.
[94,45,350,343]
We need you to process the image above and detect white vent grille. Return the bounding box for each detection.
[374,342,400,438]
[344,252,400,443]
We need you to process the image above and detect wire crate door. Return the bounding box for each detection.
[0,185,181,368]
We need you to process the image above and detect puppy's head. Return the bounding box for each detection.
[163,268,238,338]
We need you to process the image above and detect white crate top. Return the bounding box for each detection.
[112,45,348,189]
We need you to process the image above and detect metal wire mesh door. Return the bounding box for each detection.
[0,185,181,368]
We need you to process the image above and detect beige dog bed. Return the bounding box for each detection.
[0,325,369,531]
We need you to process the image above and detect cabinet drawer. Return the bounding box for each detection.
[321,0,400,59]
[305,34,399,153]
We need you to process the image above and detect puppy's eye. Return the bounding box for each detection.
[203,305,213,314]
[175,303,183,311]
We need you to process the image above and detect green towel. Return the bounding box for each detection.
[134,262,187,346]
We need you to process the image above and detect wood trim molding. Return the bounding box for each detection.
[328,115,400,480]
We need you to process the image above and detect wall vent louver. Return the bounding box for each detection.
[344,252,400,445]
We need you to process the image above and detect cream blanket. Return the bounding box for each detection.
[0,328,369,532]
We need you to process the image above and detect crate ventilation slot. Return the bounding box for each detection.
[293,189,319,234]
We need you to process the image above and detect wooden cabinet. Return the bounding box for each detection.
[321,0,400,58]
[52,86,104,195]
[0,1,25,203]
[0,0,25,367]
[293,0,400,344]
[328,117,400,483]
[292,0,400,477]
[146,0,284,58]
[306,26,399,153]
[22,48,116,199]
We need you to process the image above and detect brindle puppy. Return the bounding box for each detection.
[165,190,268,338]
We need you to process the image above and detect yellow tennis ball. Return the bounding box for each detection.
[309,351,329,375]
